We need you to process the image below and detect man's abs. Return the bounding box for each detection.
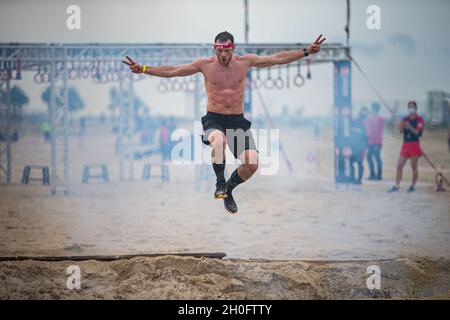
[206,88,245,114]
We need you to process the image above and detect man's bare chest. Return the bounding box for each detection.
[203,65,247,89]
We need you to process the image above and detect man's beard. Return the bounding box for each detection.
[220,58,230,66]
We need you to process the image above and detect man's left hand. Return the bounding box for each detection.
[307,34,326,55]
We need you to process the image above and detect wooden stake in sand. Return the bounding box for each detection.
[0,252,227,262]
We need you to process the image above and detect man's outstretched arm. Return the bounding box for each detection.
[246,34,326,68]
[122,56,205,77]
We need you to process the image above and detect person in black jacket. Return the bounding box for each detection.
[350,107,369,185]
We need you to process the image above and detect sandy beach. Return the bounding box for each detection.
[1,256,449,299]
[1,123,449,299]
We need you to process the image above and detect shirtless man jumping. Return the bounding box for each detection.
[123,31,325,213]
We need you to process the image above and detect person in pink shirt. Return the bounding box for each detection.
[365,102,385,180]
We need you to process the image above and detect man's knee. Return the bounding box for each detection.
[240,149,258,164]
[243,152,258,174]
[209,131,226,149]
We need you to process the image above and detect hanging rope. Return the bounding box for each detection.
[254,88,293,173]
[348,54,449,191]
[348,55,396,118]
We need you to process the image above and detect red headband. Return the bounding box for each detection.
[214,42,235,49]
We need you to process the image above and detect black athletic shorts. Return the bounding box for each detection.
[201,111,257,159]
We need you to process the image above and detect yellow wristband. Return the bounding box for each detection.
[142,64,147,73]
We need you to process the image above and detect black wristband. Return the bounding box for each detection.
[303,48,309,57]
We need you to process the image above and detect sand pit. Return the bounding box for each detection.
[1,255,449,299]
[1,125,449,299]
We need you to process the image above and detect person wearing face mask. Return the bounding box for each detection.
[388,101,425,193]
[349,107,369,185]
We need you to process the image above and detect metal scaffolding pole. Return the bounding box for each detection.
[47,46,70,194]
[243,0,252,118]
[244,0,250,44]
[193,74,201,120]
[62,48,69,194]
[116,68,135,181]
[194,73,203,187]
[4,74,12,184]
[49,49,57,194]
[118,73,125,181]
[127,72,134,180]
[0,43,350,65]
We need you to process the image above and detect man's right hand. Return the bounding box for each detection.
[122,56,143,73]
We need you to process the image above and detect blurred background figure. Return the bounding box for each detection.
[41,120,51,143]
[139,108,153,146]
[366,102,385,180]
[79,116,86,147]
[313,122,321,140]
[388,101,425,193]
[159,118,171,161]
[349,107,369,185]
[448,130,450,152]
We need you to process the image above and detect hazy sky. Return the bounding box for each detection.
[1,0,449,117]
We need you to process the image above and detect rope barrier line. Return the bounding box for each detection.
[421,151,449,188]
[348,55,397,118]
[348,54,449,189]
[254,88,293,173]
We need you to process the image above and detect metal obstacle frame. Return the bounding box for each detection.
[0,42,351,194]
